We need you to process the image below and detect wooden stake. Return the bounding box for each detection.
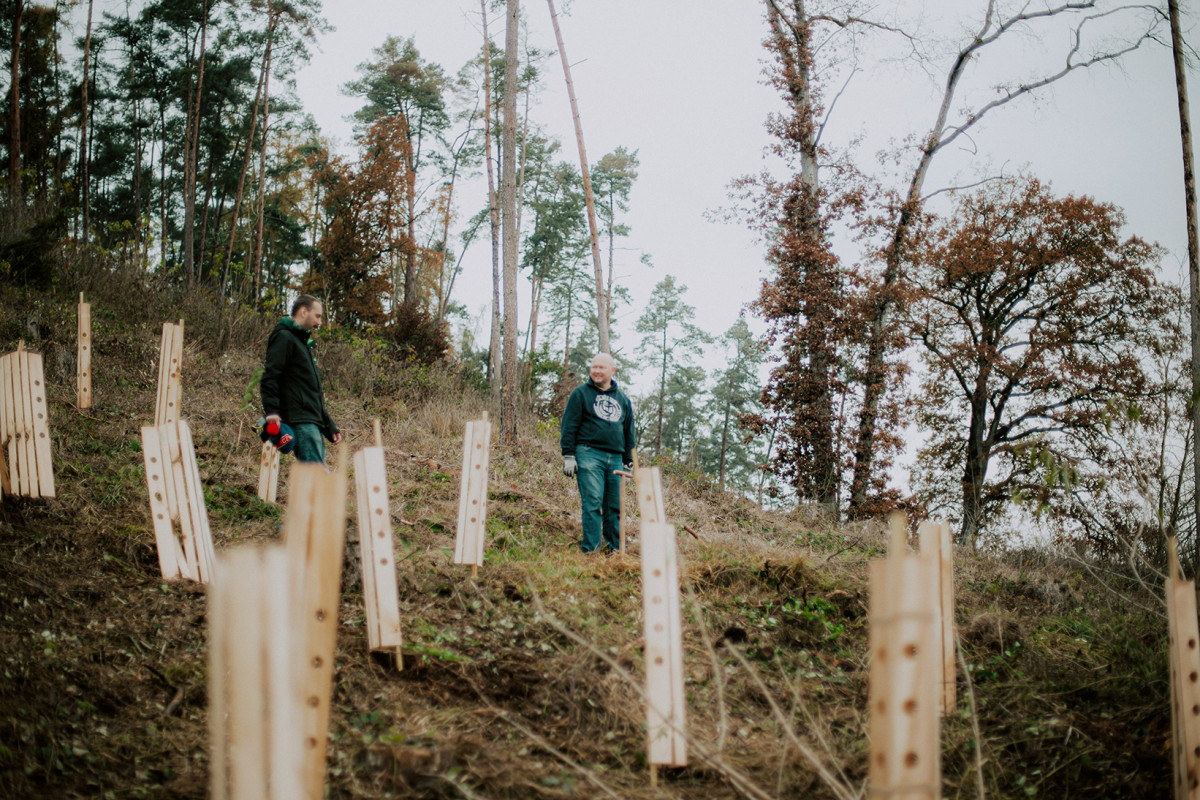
[618,472,627,554]
[454,415,492,570]
[209,545,304,800]
[1166,537,1200,799]
[140,419,216,583]
[635,465,666,525]
[919,519,956,715]
[0,353,13,495]
[78,293,92,409]
[353,445,403,655]
[155,321,184,426]
[282,460,348,800]
[373,418,383,448]
[0,346,55,498]
[641,520,687,768]
[868,516,941,800]
[257,440,280,503]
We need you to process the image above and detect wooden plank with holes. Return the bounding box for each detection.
[354,446,403,652]
[155,321,184,425]
[1167,538,1200,800]
[453,416,491,568]
[19,348,39,498]
[868,550,941,799]
[209,546,304,800]
[641,520,687,767]
[0,354,14,495]
[160,421,198,582]
[78,295,92,409]
[176,419,216,582]
[27,351,54,497]
[918,520,955,715]
[140,425,187,579]
[155,323,171,424]
[257,440,280,503]
[635,466,666,525]
[282,462,348,800]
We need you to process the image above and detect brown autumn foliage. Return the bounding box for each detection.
[305,115,420,330]
[908,176,1181,548]
[735,1,906,522]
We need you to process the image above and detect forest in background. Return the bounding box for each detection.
[0,0,1194,572]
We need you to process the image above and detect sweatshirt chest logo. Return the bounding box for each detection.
[593,395,623,423]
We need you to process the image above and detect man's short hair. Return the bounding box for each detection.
[292,295,322,316]
[591,352,616,368]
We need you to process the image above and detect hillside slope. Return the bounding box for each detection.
[0,278,1173,799]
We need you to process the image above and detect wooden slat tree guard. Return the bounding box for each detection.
[868,512,941,800]
[208,545,304,800]
[918,519,957,715]
[454,413,491,575]
[0,343,56,498]
[635,464,666,526]
[257,440,280,503]
[140,418,217,583]
[281,460,348,800]
[154,320,184,426]
[641,520,687,771]
[78,294,92,409]
[353,437,403,657]
[1167,538,1200,799]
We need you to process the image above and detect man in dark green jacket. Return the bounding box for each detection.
[260,295,341,464]
[560,353,636,553]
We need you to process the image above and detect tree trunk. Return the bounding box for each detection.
[251,15,275,304]
[500,0,520,442]
[481,0,502,399]
[1169,0,1200,571]
[183,0,209,286]
[718,369,735,491]
[80,0,96,237]
[961,387,991,548]
[223,15,272,298]
[656,326,666,451]
[546,0,610,352]
[8,0,22,207]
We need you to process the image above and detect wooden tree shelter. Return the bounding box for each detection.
[635,463,667,527]
[257,440,280,503]
[918,519,956,714]
[140,418,217,583]
[640,519,687,774]
[77,293,92,409]
[281,459,348,800]
[0,342,55,498]
[208,545,304,800]
[454,413,492,576]
[1167,537,1200,798]
[155,320,184,426]
[354,421,402,659]
[867,512,941,799]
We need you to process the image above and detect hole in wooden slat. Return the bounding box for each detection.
[905,752,919,768]
[315,609,326,621]
[903,699,917,714]
[654,656,664,665]
[312,656,323,668]
[904,643,918,658]
[876,700,886,714]
[380,558,388,565]
[308,696,320,707]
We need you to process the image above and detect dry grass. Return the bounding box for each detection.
[0,276,1176,799]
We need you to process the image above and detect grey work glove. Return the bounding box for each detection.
[562,455,578,477]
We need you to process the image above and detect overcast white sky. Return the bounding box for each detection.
[294,0,1193,405]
